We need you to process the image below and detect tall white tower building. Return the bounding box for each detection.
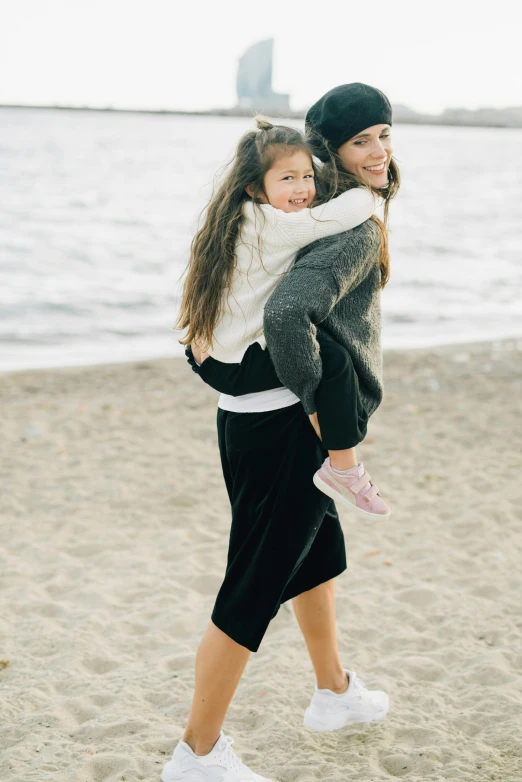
[236,39,290,114]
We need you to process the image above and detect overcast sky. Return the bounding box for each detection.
[2,0,519,115]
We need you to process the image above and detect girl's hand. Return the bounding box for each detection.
[191,342,209,364]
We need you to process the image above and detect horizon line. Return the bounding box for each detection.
[1,103,521,130]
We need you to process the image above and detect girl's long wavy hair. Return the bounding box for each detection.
[175,117,315,350]
[307,128,401,288]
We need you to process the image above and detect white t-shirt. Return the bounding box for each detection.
[217,386,300,413]
[190,356,300,413]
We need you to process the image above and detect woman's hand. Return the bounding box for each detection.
[191,342,209,364]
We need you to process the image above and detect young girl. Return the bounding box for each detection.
[178,117,390,518]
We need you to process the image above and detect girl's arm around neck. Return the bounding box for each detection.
[261,188,379,249]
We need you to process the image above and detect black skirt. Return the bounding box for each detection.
[211,401,347,653]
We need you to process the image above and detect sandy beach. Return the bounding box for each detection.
[1,339,521,782]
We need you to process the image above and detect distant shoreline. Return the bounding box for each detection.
[1,103,522,129]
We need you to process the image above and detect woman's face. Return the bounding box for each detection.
[337,124,392,188]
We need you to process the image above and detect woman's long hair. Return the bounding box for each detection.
[175,117,314,350]
[307,129,401,288]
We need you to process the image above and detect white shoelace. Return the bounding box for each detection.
[348,671,366,695]
[217,734,243,772]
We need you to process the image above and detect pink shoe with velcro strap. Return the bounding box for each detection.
[313,458,391,519]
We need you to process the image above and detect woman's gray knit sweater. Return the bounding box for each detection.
[263,218,383,417]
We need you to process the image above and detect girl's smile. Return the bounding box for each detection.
[260,150,316,212]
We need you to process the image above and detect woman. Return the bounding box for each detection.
[162,83,400,782]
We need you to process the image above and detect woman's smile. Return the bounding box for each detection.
[337,124,392,189]
[363,162,386,173]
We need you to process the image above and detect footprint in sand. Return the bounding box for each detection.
[81,656,120,675]
[115,619,150,636]
[81,751,139,780]
[88,693,115,708]
[401,655,445,682]
[74,718,150,742]
[378,751,432,778]
[473,583,503,600]
[58,698,100,725]
[394,587,438,607]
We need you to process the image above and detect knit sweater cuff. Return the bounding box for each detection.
[301,391,318,416]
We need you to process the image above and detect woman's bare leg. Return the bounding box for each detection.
[183,621,251,755]
[292,579,348,693]
[308,413,357,471]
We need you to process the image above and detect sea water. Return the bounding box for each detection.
[1,108,521,371]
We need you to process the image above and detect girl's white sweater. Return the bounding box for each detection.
[208,188,378,363]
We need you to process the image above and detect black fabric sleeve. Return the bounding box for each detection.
[185,342,284,396]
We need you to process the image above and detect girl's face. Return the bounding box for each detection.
[337,124,392,188]
[261,149,316,212]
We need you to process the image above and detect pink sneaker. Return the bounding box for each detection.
[313,458,391,519]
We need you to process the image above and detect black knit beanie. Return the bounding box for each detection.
[305,83,392,162]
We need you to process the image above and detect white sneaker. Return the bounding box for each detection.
[303,670,389,732]
[161,730,273,782]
